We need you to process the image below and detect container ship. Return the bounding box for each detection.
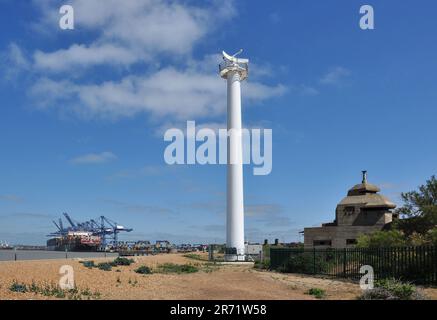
[47,231,101,251]
[47,213,132,252]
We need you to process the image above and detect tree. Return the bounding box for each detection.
[394,175,437,236]
[357,176,437,248]
[425,228,437,246]
[357,230,406,248]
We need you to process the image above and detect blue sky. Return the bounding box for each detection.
[1,0,437,245]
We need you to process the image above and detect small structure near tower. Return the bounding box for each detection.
[304,171,397,248]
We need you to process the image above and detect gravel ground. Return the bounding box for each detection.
[0,253,435,300]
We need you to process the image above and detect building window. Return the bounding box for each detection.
[346,239,357,245]
[313,240,332,246]
[344,206,355,215]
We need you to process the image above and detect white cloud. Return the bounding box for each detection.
[11,0,287,122]
[319,67,351,85]
[70,151,117,164]
[6,43,29,69]
[1,43,30,80]
[31,0,235,72]
[30,66,287,120]
[33,44,138,72]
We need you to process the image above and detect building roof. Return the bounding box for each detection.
[347,182,380,196]
[338,193,396,208]
[338,171,396,209]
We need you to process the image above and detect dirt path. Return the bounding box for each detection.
[0,253,435,300]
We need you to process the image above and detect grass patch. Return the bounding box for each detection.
[97,262,113,271]
[183,253,206,261]
[134,265,152,274]
[111,257,135,266]
[201,262,221,273]
[358,279,428,300]
[155,263,199,274]
[80,257,134,271]
[9,280,101,300]
[306,288,326,299]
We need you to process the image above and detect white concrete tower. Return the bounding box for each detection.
[219,50,249,261]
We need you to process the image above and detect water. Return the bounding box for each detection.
[0,249,118,261]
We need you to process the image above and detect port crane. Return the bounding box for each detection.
[98,216,133,249]
[48,213,133,250]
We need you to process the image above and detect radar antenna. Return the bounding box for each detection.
[232,49,243,57]
[222,50,249,64]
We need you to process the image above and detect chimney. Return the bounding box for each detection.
[362,170,368,184]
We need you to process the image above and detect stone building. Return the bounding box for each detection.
[304,171,398,248]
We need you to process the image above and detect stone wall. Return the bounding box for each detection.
[336,205,392,227]
[303,225,385,249]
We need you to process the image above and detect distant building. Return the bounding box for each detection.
[304,171,397,248]
[245,243,262,256]
[155,240,171,251]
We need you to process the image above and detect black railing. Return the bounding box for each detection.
[270,246,437,285]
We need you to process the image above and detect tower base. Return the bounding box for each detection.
[224,254,246,262]
[224,247,246,262]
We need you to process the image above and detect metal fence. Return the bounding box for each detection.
[270,246,437,285]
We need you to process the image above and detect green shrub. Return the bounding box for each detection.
[156,263,199,274]
[80,258,133,270]
[112,257,135,266]
[359,279,428,300]
[375,279,415,300]
[279,253,328,274]
[306,288,326,299]
[97,262,112,271]
[29,281,39,293]
[9,280,27,293]
[81,288,92,296]
[254,259,270,270]
[426,228,437,246]
[80,260,95,268]
[356,230,406,248]
[134,265,152,274]
[359,287,395,300]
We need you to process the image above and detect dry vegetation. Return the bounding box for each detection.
[0,253,436,300]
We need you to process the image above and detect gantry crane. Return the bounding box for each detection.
[47,213,133,251]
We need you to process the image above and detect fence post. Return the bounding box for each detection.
[313,248,316,274]
[343,248,347,277]
[65,247,68,259]
[432,246,437,284]
[209,244,214,261]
